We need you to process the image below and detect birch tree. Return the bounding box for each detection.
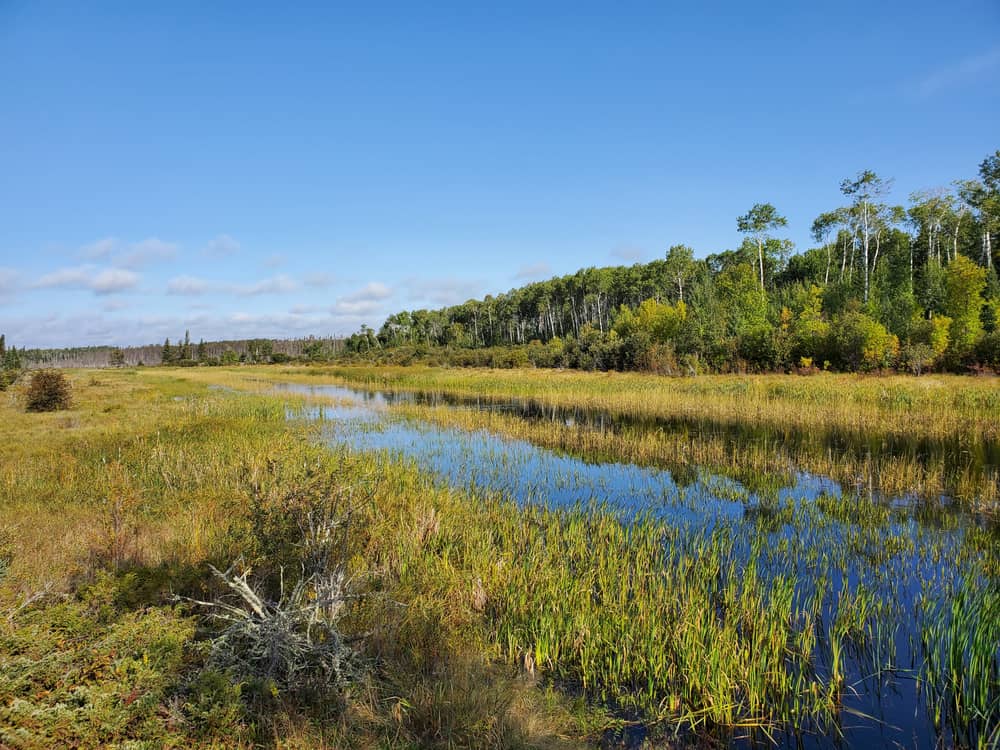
[840,170,892,303]
[737,203,788,290]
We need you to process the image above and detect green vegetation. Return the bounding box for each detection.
[2,367,997,748]
[348,151,1000,375]
[0,370,600,748]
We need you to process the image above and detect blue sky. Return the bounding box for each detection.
[1,1,998,348]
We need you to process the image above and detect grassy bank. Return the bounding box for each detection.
[0,370,597,748]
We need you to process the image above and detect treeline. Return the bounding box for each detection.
[16,334,346,369]
[348,151,1000,374]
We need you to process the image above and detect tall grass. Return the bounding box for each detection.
[202,365,1000,510]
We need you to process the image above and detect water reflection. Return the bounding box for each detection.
[270,380,995,750]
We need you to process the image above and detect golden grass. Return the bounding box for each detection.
[178,364,1000,509]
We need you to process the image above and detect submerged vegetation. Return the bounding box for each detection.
[1,366,997,748]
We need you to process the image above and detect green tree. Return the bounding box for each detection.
[737,203,788,290]
[790,285,829,364]
[942,253,986,359]
[663,245,697,302]
[161,338,173,364]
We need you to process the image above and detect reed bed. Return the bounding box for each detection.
[379,402,995,508]
[291,365,1000,446]
[195,365,1000,510]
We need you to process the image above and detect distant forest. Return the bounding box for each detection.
[344,151,1000,374]
[1,334,345,370]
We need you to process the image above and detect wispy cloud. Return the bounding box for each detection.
[405,277,484,307]
[167,275,212,296]
[0,267,19,302]
[79,237,118,260]
[290,303,324,315]
[332,281,393,315]
[347,282,392,301]
[91,269,141,294]
[166,273,300,297]
[102,298,130,312]
[913,46,1000,98]
[235,274,298,296]
[204,234,240,257]
[75,237,178,267]
[116,238,178,269]
[4,309,340,348]
[262,253,286,268]
[304,271,335,288]
[610,245,646,262]
[513,262,551,280]
[34,265,140,295]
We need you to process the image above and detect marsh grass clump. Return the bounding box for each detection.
[25,369,72,411]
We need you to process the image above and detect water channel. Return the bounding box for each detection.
[271,380,997,750]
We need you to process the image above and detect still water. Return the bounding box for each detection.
[273,381,997,750]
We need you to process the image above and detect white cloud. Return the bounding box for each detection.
[116,238,178,269]
[304,271,335,288]
[513,262,551,280]
[610,245,646,262]
[914,46,1000,98]
[344,281,392,302]
[167,275,212,295]
[167,274,301,296]
[79,237,118,259]
[262,253,286,268]
[34,264,140,295]
[5,303,377,348]
[0,268,18,303]
[91,268,140,294]
[332,298,383,315]
[332,281,393,316]
[204,234,241,257]
[235,274,298,296]
[290,303,324,314]
[36,266,93,288]
[405,277,484,306]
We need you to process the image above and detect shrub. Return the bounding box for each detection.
[827,310,899,371]
[25,369,72,411]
